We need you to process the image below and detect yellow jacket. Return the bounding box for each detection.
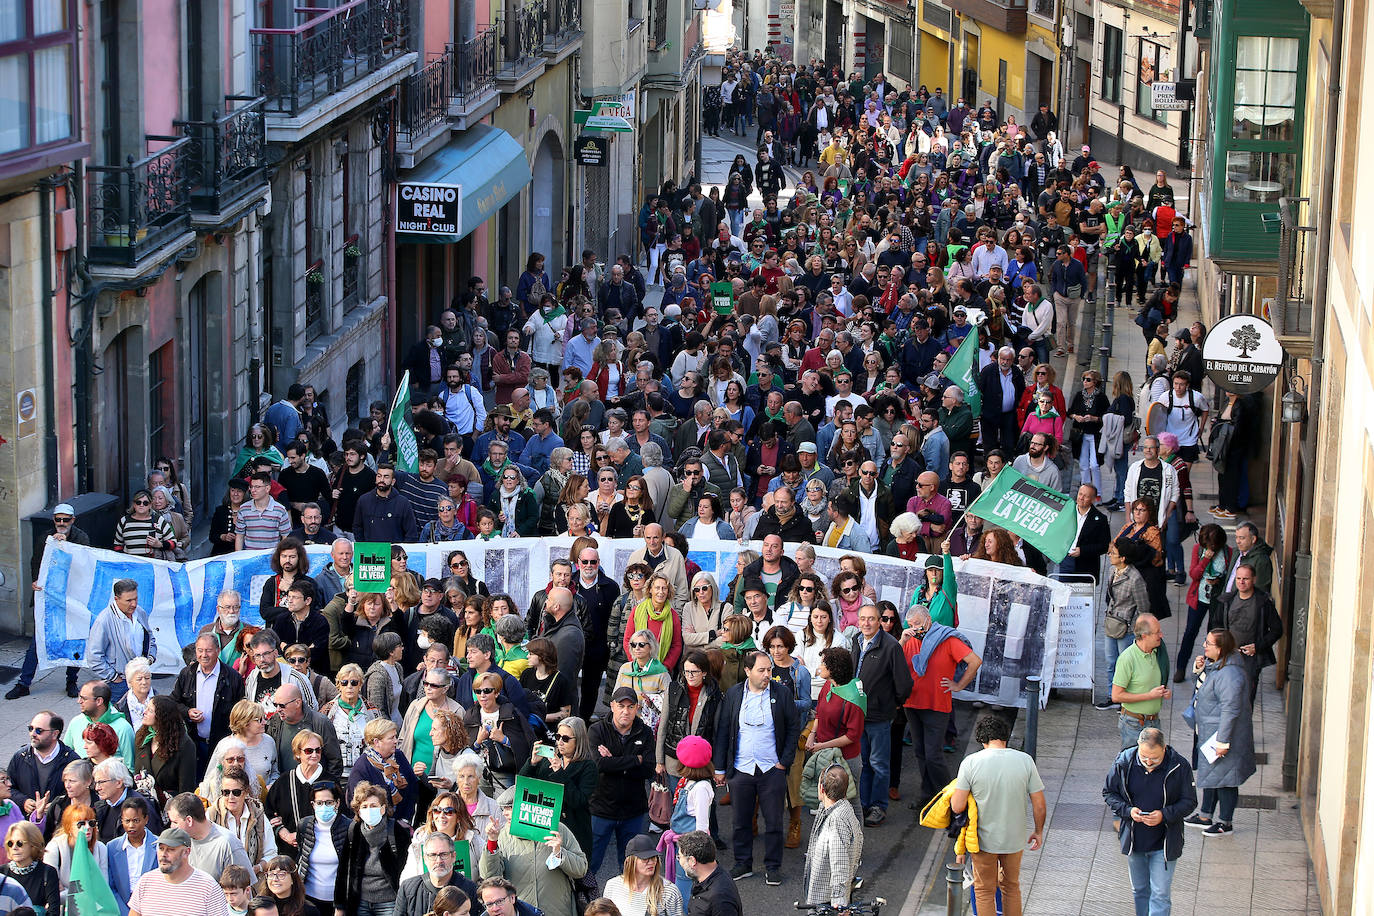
[919,779,981,854]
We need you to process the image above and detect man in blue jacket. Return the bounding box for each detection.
[1102,728,1197,916]
[1049,245,1088,356]
[713,650,800,887]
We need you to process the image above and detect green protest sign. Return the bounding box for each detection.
[965,466,1078,562]
[944,323,983,415]
[511,776,565,842]
[454,837,473,878]
[353,542,392,593]
[389,371,420,473]
[710,281,734,316]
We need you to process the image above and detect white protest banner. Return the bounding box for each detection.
[1050,585,1097,689]
[36,539,1074,707]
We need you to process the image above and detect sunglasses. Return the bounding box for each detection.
[337,679,360,687]
[841,586,860,595]
[53,516,74,523]
[860,470,876,476]
[881,616,898,623]
[473,687,498,695]
[798,585,815,592]
[424,682,447,689]
[629,641,650,649]
[133,499,150,506]
[692,585,712,592]
[451,560,469,567]
[287,656,308,665]
[301,747,323,756]
[433,806,458,815]
[555,734,575,743]
[222,787,246,797]
[4,841,25,849]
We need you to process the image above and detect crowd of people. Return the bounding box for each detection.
[5,47,1282,916]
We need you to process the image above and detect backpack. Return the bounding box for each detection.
[1167,388,1204,419]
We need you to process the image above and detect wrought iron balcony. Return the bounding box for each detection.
[86,138,193,269]
[179,95,269,219]
[496,0,547,90]
[545,0,582,54]
[252,0,411,118]
[1275,196,1315,340]
[452,28,498,111]
[398,53,451,151]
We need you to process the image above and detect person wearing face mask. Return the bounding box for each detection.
[334,782,411,916]
[294,784,350,912]
[1102,728,1195,915]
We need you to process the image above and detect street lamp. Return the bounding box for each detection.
[1281,374,1307,424]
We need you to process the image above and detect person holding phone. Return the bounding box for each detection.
[517,717,597,893]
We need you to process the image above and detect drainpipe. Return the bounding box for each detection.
[37,176,61,506]
[1282,0,1341,793]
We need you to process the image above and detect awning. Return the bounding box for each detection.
[397,124,530,244]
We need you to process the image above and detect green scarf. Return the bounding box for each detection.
[139,727,157,748]
[540,304,567,321]
[337,696,364,717]
[632,599,675,664]
[627,658,669,680]
[1034,404,1060,420]
[481,457,509,478]
[830,678,868,715]
[98,707,129,727]
[216,624,244,666]
[721,637,757,653]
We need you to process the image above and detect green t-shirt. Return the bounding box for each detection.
[412,707,435,769]
[954,747,1046,854]
[1113,643,1164,715]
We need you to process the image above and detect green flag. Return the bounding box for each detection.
[965,465,1079,563]
[945,324,982,415]
[67,827,120,916]
[389,371,420,473]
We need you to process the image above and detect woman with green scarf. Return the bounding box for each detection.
[614,629,671,731]
[230,423,285,476]
[132,696,197,804]
[322,662,380,769]
[1020,389,1065,445]
[620,573,683,672]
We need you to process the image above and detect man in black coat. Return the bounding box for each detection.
[1060,484,1112,577]
[396,833,479,916]
[10,711,79,815]
[402,326,459,397]
[573,543,621,720]
[712,650,800,884]
[977,346,1026,453]
[169,633,247,770]
[1172,329,1205,392]
[848,604,914,827]
[751,486,815,543]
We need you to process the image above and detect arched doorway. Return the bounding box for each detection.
[529,133,564,269]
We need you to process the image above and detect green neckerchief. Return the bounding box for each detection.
[481,457,510,478]
[540,304,567,322]
[830,678,867,715]
[337,696,364,717]
[1034,405,1060,419]
[217,624,244,666]
[627,658,669,679]
[98,707,128,727]
[139,727,157,748]
[721,637,757,653]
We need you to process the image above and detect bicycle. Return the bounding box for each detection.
[794,896,887,916]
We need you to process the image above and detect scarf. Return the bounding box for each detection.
[829,678,867,715]
[632,599,675,664]
[336,695,364,718]
[139,727,157,748]
[911,623,970,677]
[363,746,408,807]
[1034,404,1060,420]
[720,637,756,653]
[626,657,669,682]
[481,458,509,478]
[215,624,245,666]
[539,304,567,322]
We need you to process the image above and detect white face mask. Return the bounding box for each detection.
[360,807,383,828]
[314,804,337,824]
[417,634,432,650]
[429,338,442,348]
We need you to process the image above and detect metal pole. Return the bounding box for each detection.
[1100,261,1114,381]
[945,862,965,916]
[1023,674,1042,758]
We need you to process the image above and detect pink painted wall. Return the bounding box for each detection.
[141,0,184,134]
[425,0,453,56]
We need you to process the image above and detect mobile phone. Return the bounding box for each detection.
[535,743,557,760]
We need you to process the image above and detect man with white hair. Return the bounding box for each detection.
[976,346,1026,453]
[938,386,975,457]
[639,442,674,518]
[94,757,164,840]
[312,540,353,607]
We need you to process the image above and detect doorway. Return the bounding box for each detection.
[529,133,565,269]
[99,329,135,498]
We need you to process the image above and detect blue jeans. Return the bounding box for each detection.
[590,813,646,873]
[18,643,79,689]
[859,720,893,811]
[1163,513,1186,575]
[1105,635,1134,683]
[357,902,396,916]
[1126,848,1174,916]
[1119,712,1157,750]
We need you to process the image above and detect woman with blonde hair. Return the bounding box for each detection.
[615,630,671,731]
[212,700,279,790]
[348,719,420,825]
[603,834,682,916]
[422,707,470,792]
[461,672,534,793]
[622,574,682,672]
[42,804,106,889]
[681,572,727,652]
[321,663,379,770]
[2,821,59,915]
[264,730,328,851]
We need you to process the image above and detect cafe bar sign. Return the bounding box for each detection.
[397,182,461,236]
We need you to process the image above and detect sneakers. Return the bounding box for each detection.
[4,684,29,700]
[729,863,754,880]
[765,869,782,886]
[1202,821,1234,837]
[1093,701,1120,711]
[863,806,886,827]
[1183,814,1212,829]
[1211,508,1236,519]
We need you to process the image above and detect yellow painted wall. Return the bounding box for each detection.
[968,23,1027,113]
[919,29,951,91]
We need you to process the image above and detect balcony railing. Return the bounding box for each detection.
[398,53,451,147]
[499,0,547,75]
[342,234,362,305]
[1276,196,1315,339]
[87,138,193,268]
[252,0,411,117]
[546,0,581,48]
[179,95,269,216]
[305,258,326,341]
[452,28,498,105]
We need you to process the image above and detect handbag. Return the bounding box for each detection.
[648,774,673,828]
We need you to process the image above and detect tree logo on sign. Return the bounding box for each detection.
[1227,323,1263,359]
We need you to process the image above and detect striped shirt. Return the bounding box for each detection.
[130,867,229,916]
[237,499,292,549]
[395,471,450,527]
[113,513,177,556]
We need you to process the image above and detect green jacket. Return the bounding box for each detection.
[939,404,975,457]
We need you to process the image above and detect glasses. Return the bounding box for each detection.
[474,687,498,696]
[683,470,701,477]
[133,499,150,506]
[53,516,74,523]
[222,787,246,797]
[4,841,24,849]
[1035,370,1047,376]
[76,820,96,829]
[433,806,459,815]
[692,585,712,593]
[287,656,308,665]
[439,505,456,512]
[579,558,599,565]
[451,560,469,568]
[93,777,116,787]
[841,586,860,595]
[628,572,645,580]
[27,726,48,734]
[267,869,293,879]
[555,734,575,743]
[860,470,876,477]
[424,682,447,689]
[301,747,323,756]
[881,616,898,623]
[337,679,361,687]
[629,641,650,649]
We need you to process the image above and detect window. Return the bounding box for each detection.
[1101,26,1123,104]
[148,342,173,462]
[1136,39,1168,124]
[346,360,364,424]
[0,0,78,155]
[1233,36,1299,141]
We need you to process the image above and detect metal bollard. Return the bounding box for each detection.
[1099,264,1115,380]
[945,862,965,916]
[1023,675,1042,759]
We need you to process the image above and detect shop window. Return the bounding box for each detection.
[1233,36,1298,141]
[1101,26,1123,104]
[1135,39,1168,124]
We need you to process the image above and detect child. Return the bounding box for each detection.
[475,508,499,540]
[220,865,254,916]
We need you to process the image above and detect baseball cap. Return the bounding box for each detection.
[52,503,75,517]
[611,686,639,705]
[423,578,444,592]
[953,305,968,315]
[1081,145,1091,153]
[797,442,818,454]
[158,827,192,848]
[626,834,664,860]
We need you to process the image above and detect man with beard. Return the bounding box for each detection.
[751,484,814,542]
[330,442,375,535]
[353,463,419,542]
[1012,432,1063,490]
